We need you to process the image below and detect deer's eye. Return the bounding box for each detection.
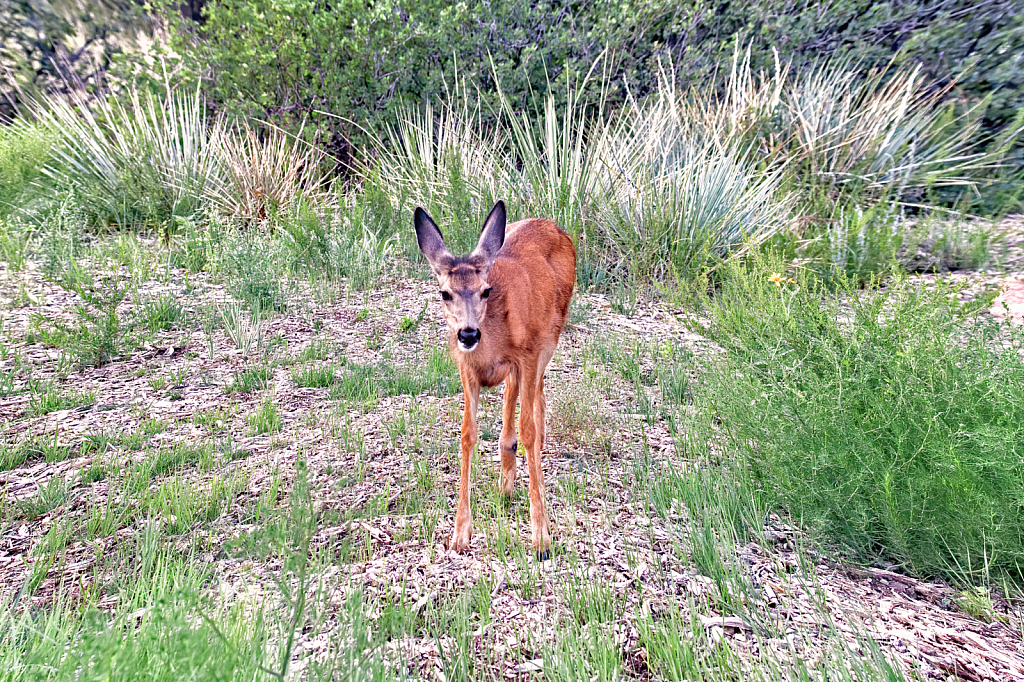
[481,288,492,299]
[440,290,452,301]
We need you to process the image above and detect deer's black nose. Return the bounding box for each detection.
[457,328,481,347]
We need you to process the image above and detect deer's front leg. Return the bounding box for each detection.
[451,375,480,553]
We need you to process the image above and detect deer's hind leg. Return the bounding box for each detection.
[534,345,555,458]
[518,357,551,558]
[499,369,519,497]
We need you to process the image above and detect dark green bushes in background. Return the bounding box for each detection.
[169,0,1023,169]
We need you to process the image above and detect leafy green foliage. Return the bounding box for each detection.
[171,1,683,151]
[29,268,133,368]
[173,0,1023,163]
[222,232,285,311]
[688,254,1024,581]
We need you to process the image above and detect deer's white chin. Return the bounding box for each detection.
[457,341,479,353]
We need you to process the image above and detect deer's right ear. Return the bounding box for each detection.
[414,207,449,271]
[473,200,506,264]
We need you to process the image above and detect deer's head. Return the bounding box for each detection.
[414,202,506,352]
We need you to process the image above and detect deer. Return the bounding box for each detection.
[414,200,576,560]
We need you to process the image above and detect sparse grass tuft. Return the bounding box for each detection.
[28,383,96,416]
[248,399,281,435]
[292,364,337,388]
[227,364,273,394]
[136,292,185,332]
[331,348,458,405]
[17,477,70,520]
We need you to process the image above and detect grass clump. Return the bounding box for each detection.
[292,365,337,388]
[16,477,71,520]
[136,293,185,332]
[688,253,1024,582]
[28,383,96,416]
[248,400,281,435]
[133,442,214,483]
[331,347,458,405]
[227,365,273,394]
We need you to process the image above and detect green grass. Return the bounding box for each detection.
[685,252,1024,582]
[136,292,185,332]
[131,442,214,485]
[331,347,459,405]
[15,477,71,520]
[292,364,337,388]
[247,399,282,435]
[0,66,1015,680]
[0,120,50,220]
[297,338,333,362]
[142,472,245,535]
[1,524,272,681]
[227,364,273,393]
[27,383,96,416]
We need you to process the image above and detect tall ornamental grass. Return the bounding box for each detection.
[36,86,222,227]
[11,51,1004,284]
[30,87,326,229]
[371,53,994,282]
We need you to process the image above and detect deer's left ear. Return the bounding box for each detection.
[472,201,506,264]
[414,207,454,275]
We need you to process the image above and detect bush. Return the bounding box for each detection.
[172,0,1023,160]
[688,254,1024,581]
[170,0,683,153]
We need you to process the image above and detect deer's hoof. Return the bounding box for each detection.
[449,521,472,553]
[536,549,551,561]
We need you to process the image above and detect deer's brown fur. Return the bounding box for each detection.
[414,201,576,557]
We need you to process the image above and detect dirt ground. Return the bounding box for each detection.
[1,221,1023,680]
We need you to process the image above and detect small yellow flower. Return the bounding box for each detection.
[769,272,785,284]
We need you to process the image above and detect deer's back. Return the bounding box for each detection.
[483,219,576,361]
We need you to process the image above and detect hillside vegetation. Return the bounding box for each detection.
[1,2,1023,680]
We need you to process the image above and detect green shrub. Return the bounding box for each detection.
[136,292,185,332]
[688,254,1024,581]
[276,194,401,289]
[29,267,134,368]
[173,0,1023,156]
